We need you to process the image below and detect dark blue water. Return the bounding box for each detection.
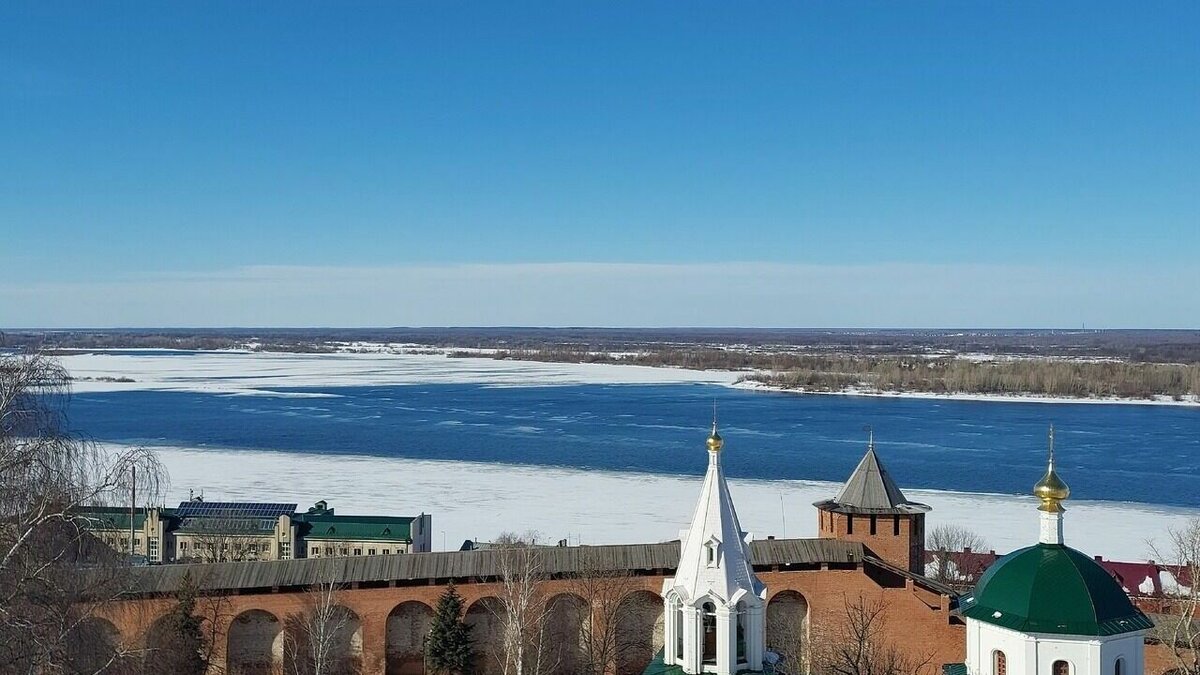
[67,383,1200,508]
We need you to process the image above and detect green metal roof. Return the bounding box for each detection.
[942,664,967,675]
[959,543,1153,636]
[76,506,153,531]
[300,515,414,542]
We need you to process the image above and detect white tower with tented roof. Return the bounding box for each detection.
[662,418,766,675]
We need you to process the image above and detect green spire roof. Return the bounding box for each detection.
[960,543,1153,636]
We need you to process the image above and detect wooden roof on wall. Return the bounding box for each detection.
[115,537,866,596]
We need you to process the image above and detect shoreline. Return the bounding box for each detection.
[51,346,1200,408]
[730,379,1200,408]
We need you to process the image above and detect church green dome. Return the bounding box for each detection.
[959,543,1153,636]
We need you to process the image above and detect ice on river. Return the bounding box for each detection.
[149,445,1196,561]
[60,350,739,395]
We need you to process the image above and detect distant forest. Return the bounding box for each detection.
[456,348,1200,401]
[2,327,1198,400]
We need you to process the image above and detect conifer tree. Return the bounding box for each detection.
[144,571,206,674]
[426,582,473,675]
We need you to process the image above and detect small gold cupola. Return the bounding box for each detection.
[706,422,724,453]
[1034,425,1070,512]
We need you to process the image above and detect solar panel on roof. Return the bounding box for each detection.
[174,501,297,519]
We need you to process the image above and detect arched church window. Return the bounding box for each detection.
[1114,658,1124,675]
[702,602,717,665]
[736,600,748,664]
[992,650,1006,675]
[673,597,684,661]
[1053,661,1070,675]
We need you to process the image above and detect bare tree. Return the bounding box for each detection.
[926,525,990,587]
[1149,518,1200,675]
[809,594,934,675]
[0,353,166,673]
[563,549,653,675]
[182,513,268,563]
[285,568,358,675]
[492,532,556,675]
[767,597,809,675]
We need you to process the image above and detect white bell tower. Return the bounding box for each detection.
[662,417,766,675]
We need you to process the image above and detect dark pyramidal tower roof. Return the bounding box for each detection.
[814,444,931,515]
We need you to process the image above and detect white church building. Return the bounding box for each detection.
[957,428,1154,675]
[661,421,767,675]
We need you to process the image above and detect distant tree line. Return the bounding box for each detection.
[5,328,1199,364]
[462,349,1200,400]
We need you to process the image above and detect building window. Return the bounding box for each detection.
[368,548,376,555]
[381,549,389,555]
[1053,662,1070,675]
[702,602,717,665]
[1114,658,1124,675]
[180,541,188,551]
[893,515,901,535]
[847,515,854,534]
[148,537,159,560]
[249,543,257,553]
[736,600,748,663]
[341,548,349,556]
[704,539,719,567]
[870,515,877,535]
[992,651,1006,675]
[311,547,320,556]
[280,541,291,560]
[353,548,362,556]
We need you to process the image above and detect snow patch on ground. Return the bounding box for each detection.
[145,445,1199,560]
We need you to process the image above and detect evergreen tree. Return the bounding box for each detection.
[143,572,206,674]
[426,583,473,675]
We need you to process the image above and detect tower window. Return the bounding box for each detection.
[705,538,720,567]
[870,515,877,535]
[1114,658,1124,675]
[1053,661,1070,675]
[893,515,901,535]
[992,651,1006,675]
[847,515,854,534]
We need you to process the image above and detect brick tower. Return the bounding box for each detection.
[813,433,930,573]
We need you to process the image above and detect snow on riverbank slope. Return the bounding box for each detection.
[149,445,1196,561]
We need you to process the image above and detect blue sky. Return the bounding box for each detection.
[1,2,1197,327]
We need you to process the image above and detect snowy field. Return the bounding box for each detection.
[145,445,1195,561]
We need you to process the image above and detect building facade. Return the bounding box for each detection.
[957,430,1154,675]
[79,499,431,563]
[662,422,767,675]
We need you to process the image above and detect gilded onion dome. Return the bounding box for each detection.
[706,422,724,453]
[1034,425,1070,512]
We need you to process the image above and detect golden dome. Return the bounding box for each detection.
[706,424,724,453]
[1034,425,1070,512]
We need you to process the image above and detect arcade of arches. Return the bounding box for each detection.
[94,552,964,675]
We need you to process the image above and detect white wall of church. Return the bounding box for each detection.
[967,619,1145,675]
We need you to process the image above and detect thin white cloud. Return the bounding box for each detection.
[0,262,1193,328]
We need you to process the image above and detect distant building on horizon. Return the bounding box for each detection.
[78,498,431,563]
